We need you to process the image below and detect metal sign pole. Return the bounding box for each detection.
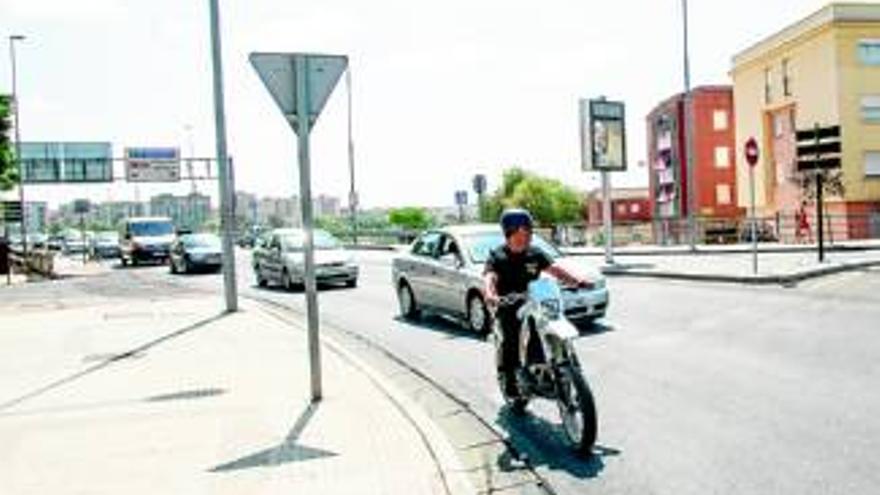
[295,55,323,403]
[208,0,238,313]
[346,68,358,246]
[81,214,87,265]
[749,165,758,274]
[817,172,825,263]
[602,170,614,265]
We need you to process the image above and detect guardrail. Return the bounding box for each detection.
[5,246,55,279]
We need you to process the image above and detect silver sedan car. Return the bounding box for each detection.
[253,228,359,290]
[392,225,609,334]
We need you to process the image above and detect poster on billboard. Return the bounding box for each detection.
[124,147,181,182]
[580,99,627,172]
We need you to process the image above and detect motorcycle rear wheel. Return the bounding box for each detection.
[557,365,598,455]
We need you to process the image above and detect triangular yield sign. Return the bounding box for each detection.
[249,52,348,135]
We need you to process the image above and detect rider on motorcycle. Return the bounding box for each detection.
[483,208,589,397]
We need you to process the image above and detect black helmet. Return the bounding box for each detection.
[500,208,534,237]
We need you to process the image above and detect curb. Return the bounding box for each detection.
[602,260,880,286]
[250,299,477,495]
[563,243,880,258]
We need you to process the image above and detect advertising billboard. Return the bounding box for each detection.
[580,99,627,172]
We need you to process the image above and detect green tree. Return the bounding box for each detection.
[0,95,18,192]
[388,207,433,231]
[480,167,584,226]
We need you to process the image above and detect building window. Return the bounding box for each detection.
[716,184,732,205]
[764,68,772,104]
[858,39,880,66]
[861,95,880,123]
[631,203,641,214]
[865,151,880,176]
[782,58,792,96]
[713,110,728,131]
[773,113,787,138]
[714,146,731,168]
[617,204,627,215]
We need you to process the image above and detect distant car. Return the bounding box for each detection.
[62,231,87,255]
[252,228,359,289]
[47,234,65,251]
[391,225,610,334]
[28,233,49,250]
[90,231,120,259]
[119,217,175,266]
[740,222,778,243]
[169,233,223,274]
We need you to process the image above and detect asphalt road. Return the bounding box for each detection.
[20,250,880,495]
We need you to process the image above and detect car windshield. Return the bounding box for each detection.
[183,234,221,248]
[96,232,118,242]
[463,231,562,264]
[130,221,174,237]
[281,230,342,252]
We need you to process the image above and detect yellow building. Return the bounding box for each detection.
[732,2,880,239]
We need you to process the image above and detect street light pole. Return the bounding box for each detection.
[345,67,358,245]
[681,0,697,250]
[9,35,26,260]
[208,0,238,313]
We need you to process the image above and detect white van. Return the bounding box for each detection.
[119,217,175,266]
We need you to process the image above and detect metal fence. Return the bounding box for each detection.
[554,212,880,247]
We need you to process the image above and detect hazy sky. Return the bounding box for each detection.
[0,0,841,209]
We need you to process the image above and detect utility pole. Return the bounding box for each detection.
[681,0,697,250]
[9,35,27,261]
[208,0,238,312]
[346,68,358,245]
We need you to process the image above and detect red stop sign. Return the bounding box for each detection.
[745,138,760,167]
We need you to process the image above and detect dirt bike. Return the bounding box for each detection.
[491,277,598,455]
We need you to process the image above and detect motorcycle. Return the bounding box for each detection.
[492,277,598,454]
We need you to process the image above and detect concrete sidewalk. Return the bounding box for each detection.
[596,249,880,285]
[563,238,880,257]
[0,295,471,494]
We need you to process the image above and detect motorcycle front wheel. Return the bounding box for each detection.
[557,365,598,455]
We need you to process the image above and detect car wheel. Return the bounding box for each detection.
[398,281,420,320]
[255,265,268,287]
[467,293,491,335]
[121,257,128,267]
[346,278,358,289]
[282,269,294,291]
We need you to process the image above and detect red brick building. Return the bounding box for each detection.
[646,86,745,242]
[584,187,652,224]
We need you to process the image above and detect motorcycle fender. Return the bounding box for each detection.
[546,319,579,340]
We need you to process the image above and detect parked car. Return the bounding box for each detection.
[28,233,49,250]
[119,217,175,266]
[392,225,610,334]
[62,230,88,255]
[169,233,223,274]
[740,222,778,243]
[90,231,120,259]
[252,228,359,289]
[48,234,65,251]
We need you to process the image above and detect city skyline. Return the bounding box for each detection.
[0,0,840,210]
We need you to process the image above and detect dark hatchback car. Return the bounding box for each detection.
[169,233,223,274]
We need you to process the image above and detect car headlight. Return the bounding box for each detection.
[540,299,562,320]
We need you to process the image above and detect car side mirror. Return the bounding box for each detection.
[439,253,463,269]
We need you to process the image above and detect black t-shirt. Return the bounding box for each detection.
[484,245,553,296]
